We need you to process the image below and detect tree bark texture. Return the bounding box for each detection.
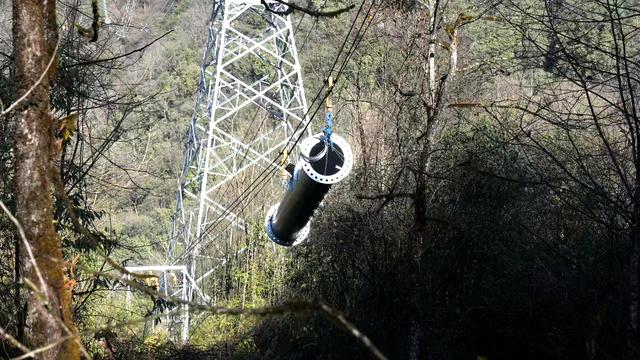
[12,0,80,358]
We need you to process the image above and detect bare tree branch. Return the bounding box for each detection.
[60,29,174,69]
[0,326,30,354]
[0,200,50,303]
[261,0,354,17]
[0,39,60,117]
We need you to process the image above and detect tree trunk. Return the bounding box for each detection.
[12,0,81,358]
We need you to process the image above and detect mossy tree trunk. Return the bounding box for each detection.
[12,0,81,358]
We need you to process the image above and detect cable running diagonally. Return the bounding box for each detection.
[173,1,381,266]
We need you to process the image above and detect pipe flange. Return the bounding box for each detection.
[299,133,353,185]
[264,203,310,247]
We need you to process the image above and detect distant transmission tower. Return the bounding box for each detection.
[167,0,310,310]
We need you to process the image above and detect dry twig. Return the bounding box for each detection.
[0,40,60,117]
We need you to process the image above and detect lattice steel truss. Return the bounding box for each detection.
[167,0,310,309]
[122,266,194,344]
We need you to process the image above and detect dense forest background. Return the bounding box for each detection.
[1,0,639,359]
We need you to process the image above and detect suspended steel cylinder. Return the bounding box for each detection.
[265,133,353,246]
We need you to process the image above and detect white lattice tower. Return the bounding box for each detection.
[167,0,310,307]
[122,266,194,344]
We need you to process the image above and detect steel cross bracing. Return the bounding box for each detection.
[122,266,198,344]
[167,0,310,311]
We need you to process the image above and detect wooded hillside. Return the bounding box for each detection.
[1,0,639,359]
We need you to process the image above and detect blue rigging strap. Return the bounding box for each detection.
[321,76,335,148]
[321,111,334,147]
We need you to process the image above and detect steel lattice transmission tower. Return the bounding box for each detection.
[167,0,310,305]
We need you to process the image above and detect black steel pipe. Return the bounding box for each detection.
[265,133,353,246]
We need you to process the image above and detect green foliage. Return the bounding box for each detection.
[2,0,639,358]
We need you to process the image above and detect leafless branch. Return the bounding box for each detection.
[318,303,388,360]
[0,326,30,354]
[0,39,60,117]
[0,200,49,303]
[61,29,174,69]
[51,167,98,249]
[261,0,354,17]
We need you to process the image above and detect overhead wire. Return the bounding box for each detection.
[172,0,380,266]
[173,2,365,261]
[206,0,379,244]
[286,0,379,153]
[175,0,379,265]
